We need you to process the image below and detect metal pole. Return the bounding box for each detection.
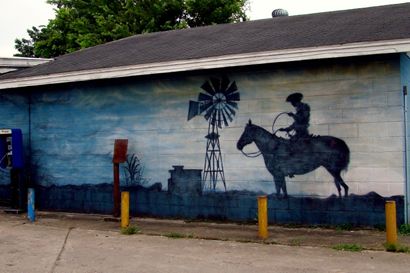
[113,163,120,217]
[385,201,398,245]
[403,85,409,224]
[257,195,268,239]
[27,188,35,222]
[121,192,130,228]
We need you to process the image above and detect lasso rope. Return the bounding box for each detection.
[240,111,290,158]
[272,111,289,134]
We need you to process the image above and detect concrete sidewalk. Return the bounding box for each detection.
[1,211,410,273]
[3,210,410,250]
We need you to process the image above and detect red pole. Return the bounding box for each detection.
[112,139,128,218]
[113,163,120,217]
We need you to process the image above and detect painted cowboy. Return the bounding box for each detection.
[279,92,310,139]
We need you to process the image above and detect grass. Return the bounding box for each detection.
[399,224,410,236]
[332,243,363,252]
[164,232,193,239]
[288,238,303,246]
[384,243,410,253]
[335,223,353,231]
[120,225,141,235]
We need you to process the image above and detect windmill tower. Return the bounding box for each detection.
[187,76,240,191]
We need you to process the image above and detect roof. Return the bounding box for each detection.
[0,57,51,75]
[1,3,410,89]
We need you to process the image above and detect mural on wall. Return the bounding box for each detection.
[18,71,402,198]
[122,153,146,186]
[237,93,350,198]
[187,76,240,191]
[1,56,403,225]
[278,93,310,139]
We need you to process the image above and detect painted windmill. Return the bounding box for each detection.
[187,76,240,191]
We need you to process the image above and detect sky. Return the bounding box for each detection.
[0,0,407,57]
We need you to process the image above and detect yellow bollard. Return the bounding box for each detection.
[385,200,398,245]
[121,191,130,228]
[257,195,268,239]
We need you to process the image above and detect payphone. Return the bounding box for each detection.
[0,129,24,210]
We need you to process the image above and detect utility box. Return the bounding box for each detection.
[113,139,128,163]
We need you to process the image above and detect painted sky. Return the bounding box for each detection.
[0,0,406,57]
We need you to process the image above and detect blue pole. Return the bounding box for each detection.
[27,188,35,222]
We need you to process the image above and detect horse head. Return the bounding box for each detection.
[237,119,255,151]
[237,119,280,153]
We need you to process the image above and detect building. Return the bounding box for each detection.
[0,57,51,75]
[0,3,409,225]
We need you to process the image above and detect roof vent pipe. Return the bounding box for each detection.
[272,9,289,18]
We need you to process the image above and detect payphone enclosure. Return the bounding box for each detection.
[0,129,24,210]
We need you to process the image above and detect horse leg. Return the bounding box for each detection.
[273,173,287,198]
[326,168,348,198]
[337,173,349,197]
[280,176,288,198]
[325,168,342,197]
[273,176,281,198]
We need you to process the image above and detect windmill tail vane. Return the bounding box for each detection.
[187,76,240,191]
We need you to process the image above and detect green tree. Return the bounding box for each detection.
[15,0,248,58]
[186,0,248,27]
[14,26,42,57]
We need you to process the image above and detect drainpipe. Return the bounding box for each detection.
[401,52,410,224]
[28,93,32,188]
[404,85,409,224]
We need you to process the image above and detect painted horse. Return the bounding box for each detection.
[237,120,350,198]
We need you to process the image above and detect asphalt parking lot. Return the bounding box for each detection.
[1,211,410,273]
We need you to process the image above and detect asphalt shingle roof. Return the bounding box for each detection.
[2,3,410,80]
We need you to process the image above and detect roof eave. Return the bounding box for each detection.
[0,57,52,68]
[1,38,410,90]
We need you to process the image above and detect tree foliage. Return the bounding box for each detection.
[14,27,42,57]
[15,0,248,58]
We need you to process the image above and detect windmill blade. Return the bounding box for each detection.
[224,81,238,95]
[224,105,236,119]
[198,92,212,102]
[189,77,239,127]
[226,92,240,102]
[222,107,233,122]
[201,80,215,95]
[210,77,221,93]
[224,108,233,122]
[226,101,238,109]
[200,100,213,113]
[187,100,200,121]
[204,104,217,121]
[220,76,230,92]
[221,110,229,127]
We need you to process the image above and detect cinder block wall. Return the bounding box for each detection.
[230,55,404,197]
[0,91,29,187]
[33,184,404,226]
[1,54,405,225]
[28,55,404,197]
